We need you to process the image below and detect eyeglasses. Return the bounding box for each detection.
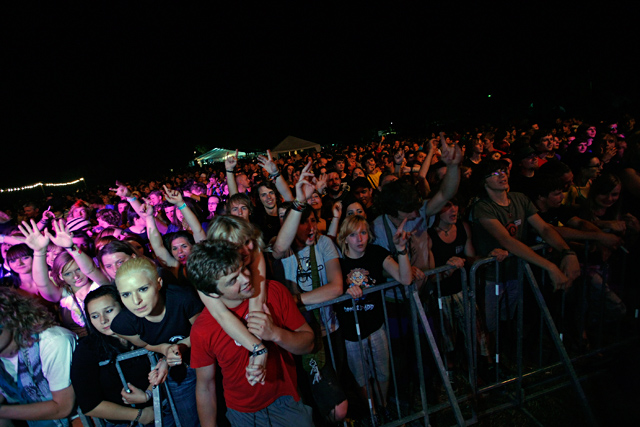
[485,169,508,179]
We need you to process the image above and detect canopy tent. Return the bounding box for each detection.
[192,148,250,166]
[270,135,321,158]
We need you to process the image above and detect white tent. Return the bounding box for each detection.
[270,135,321,158]
[192,148,250,166]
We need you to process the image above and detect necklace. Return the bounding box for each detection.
[436,224,454,236]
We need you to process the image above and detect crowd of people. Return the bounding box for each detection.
[1,114,639,427]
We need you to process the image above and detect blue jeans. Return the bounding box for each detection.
[162,366,200,427]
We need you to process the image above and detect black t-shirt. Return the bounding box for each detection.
[336,244,389,341]
[111,283,204,354]
[71,336,151,422]
[428,222,467,296]
[251,208,281,244]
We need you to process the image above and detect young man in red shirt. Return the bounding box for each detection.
[188,240,315,427]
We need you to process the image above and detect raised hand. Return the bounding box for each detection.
[392,217,410,252]
[394,149,405,166]
[18,220,50,252]
[109,181,131,199]
[294,162,316,202]
[257,150,279,175]
[332,201,342,219]
[45,219,74,248]
[138,203,154,219]
[225,149,239,171]
[315,173,328,195]
[163,185,184,206]
[439,132,462,166]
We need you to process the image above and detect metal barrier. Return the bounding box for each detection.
[301,241,636,426]
[78,349,181,427]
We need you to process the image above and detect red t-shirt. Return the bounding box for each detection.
[190,280,306,413]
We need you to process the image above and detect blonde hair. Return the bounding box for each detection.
[337,215,370,255]
[206,215,264,251]
[115,256,159,286]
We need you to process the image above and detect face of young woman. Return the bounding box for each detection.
[171,237,193,265]
[307,192,322,210]
[346,224,369,256]
[60,260,89,288]
[439,203,459,225]
[117,272,163,319]
[295,215,318,247]
[237,238,255,266]
[102,252,134,281]
[87,295,122,336]
[8,255,33,275]
[346,202,365,218]
[208,197,220,214]
[594,184,622,210]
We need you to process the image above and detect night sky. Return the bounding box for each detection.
[3,3,639,189]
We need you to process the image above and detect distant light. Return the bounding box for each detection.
[487,94,492,98]
[530,103,534,108]
[390,122,393,125]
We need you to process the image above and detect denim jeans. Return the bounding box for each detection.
[162,366,200,427]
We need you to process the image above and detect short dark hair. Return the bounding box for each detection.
[187,240,243,296]
[227,193,253,214]
[376,178,422,217]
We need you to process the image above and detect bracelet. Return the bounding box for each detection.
[145,390,153,402]
[133,408,143,424]
[269,171,281,180]
[226,170,235,173]
[560,249,576,258]
[250,343,268,357]
[177,203,187,210]
[127,196,137,202]
[396,247,408,256]
[292,199,306,212]
[34,252,47,257]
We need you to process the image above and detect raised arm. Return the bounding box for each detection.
[326,201,342,239]
[141,203,178,269]
[18,220,62,302]
[271,163,316,259]
[225,149,239,196]
[258,150,294,202]
[47,219,109,286]
[110,181,143,213]
[416,138,437,197]
[163,185,206,242]
[426,133,462,216]
[381,217,412,285]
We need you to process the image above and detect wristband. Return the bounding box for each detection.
[177,203,187,210]
[251,343,268,357]
[396,248,408,256]
[226,170,235,173]
[127,196,137,202]
[133,408,143,423]
[145,390,153,402]
[292,199,306,212]
[269,171,281,180]
[560,249,576,258]
[34,252,47,257]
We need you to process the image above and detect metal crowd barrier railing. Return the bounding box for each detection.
[77,349,181,427]
[303,241,636,426]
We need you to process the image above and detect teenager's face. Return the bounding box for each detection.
[171,237,193,265]
[87,295,122,336]
[352,168,365,180]
[544,190,565,209]
[117,271,163,318]
[583,158,602,180]
[439,202,459,224]
[165,206,175,223]
[295,214,318,247]
[258,187,277,210]
[208,197,220,214]
[594,184,621,210]
[346,202,365,218]
[102,252,134,281]
[346,224,369,255]
[8,255,33,275]
[353,187,373,208]
[229,202,250,220]
[148,194,163,206]
[484,169,509,192]
[60,260,89,288]
[307,192,322,210]
[213,267,254,303]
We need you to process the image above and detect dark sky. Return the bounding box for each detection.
[2,4,639,188]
